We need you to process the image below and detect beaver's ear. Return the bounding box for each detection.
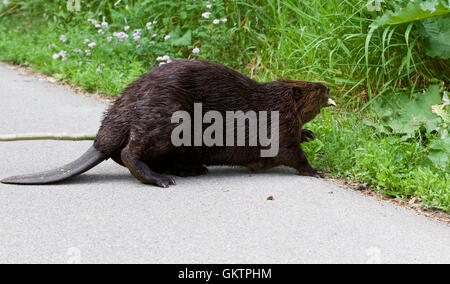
[292,87,303,102]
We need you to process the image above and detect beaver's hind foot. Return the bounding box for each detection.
[121,147,176,188]
[156,163,209,177]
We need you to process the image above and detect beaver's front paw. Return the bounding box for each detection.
[301,129,316,143]
[299,167,324,178]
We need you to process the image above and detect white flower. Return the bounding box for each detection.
[152,33,158,38]
[133,30,141,41]
[101,22,108,28]
[159,62,166,66]
[85,50,91,56]
[206,4,212,9]
[202,12,211,19]
[59,35,67,42]
[192,47,200,54]
[164,35,171,41]
[146,22,152,30]
[52,53,60,60]
[95,24,101,28]
[222,18,228,23]
[153,20,158,24]
[84,39,90,43]
[213,19,220,24]
[88,42,96,48]
[107,36,112,42]
[124,26,130,31]
[157,55,171,62]
[114,32,129,41]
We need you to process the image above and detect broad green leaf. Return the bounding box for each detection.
[372,0,450,27]
[420,14,450,59]
[171,30,192,46]
[428,136,450,168]
[371,85,444,137]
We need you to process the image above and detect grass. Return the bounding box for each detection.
[0,0,448,212]
[303,110,449,212]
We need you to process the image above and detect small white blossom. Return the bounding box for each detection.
[192,47,200,54]
[202,12,211,19]
[222,18,228,23]
[59,35,67,42]
[206,4,212,9]
[101,22,108,28]
[124,26,130,31]
[88,42,96,48]
[164,35,171,41]
[213,19,220,24]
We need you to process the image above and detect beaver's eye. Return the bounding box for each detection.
[292,88,302,101]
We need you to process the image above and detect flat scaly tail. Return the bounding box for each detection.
[1,145,107,185]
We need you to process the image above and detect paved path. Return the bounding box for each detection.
[0,63,449,264]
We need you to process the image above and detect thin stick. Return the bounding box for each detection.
[0,133,96,142]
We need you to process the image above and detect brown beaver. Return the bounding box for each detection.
[1,60,334,187]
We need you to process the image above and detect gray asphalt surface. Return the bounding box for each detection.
[0,63,449,264]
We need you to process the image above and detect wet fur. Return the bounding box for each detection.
[94,60,330,186]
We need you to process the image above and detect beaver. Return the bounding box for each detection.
[1,60,334,187]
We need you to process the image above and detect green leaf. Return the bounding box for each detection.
[171,30,192,46]
[428,136,450,168]
[372,0,450,28]
[370,85,444,137]
[420,14,450,59]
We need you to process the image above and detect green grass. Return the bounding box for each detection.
[0,0,448,212]
[303,110,449,212]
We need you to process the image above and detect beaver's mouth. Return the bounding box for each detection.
[326,98,337,107]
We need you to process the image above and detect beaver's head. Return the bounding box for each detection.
[278,79,335,124]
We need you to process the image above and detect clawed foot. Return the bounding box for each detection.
[121,147,176,188]
[152,173,176,188]
[299,167,324,178]
[157,164,209,177]
[301,129,316,143]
